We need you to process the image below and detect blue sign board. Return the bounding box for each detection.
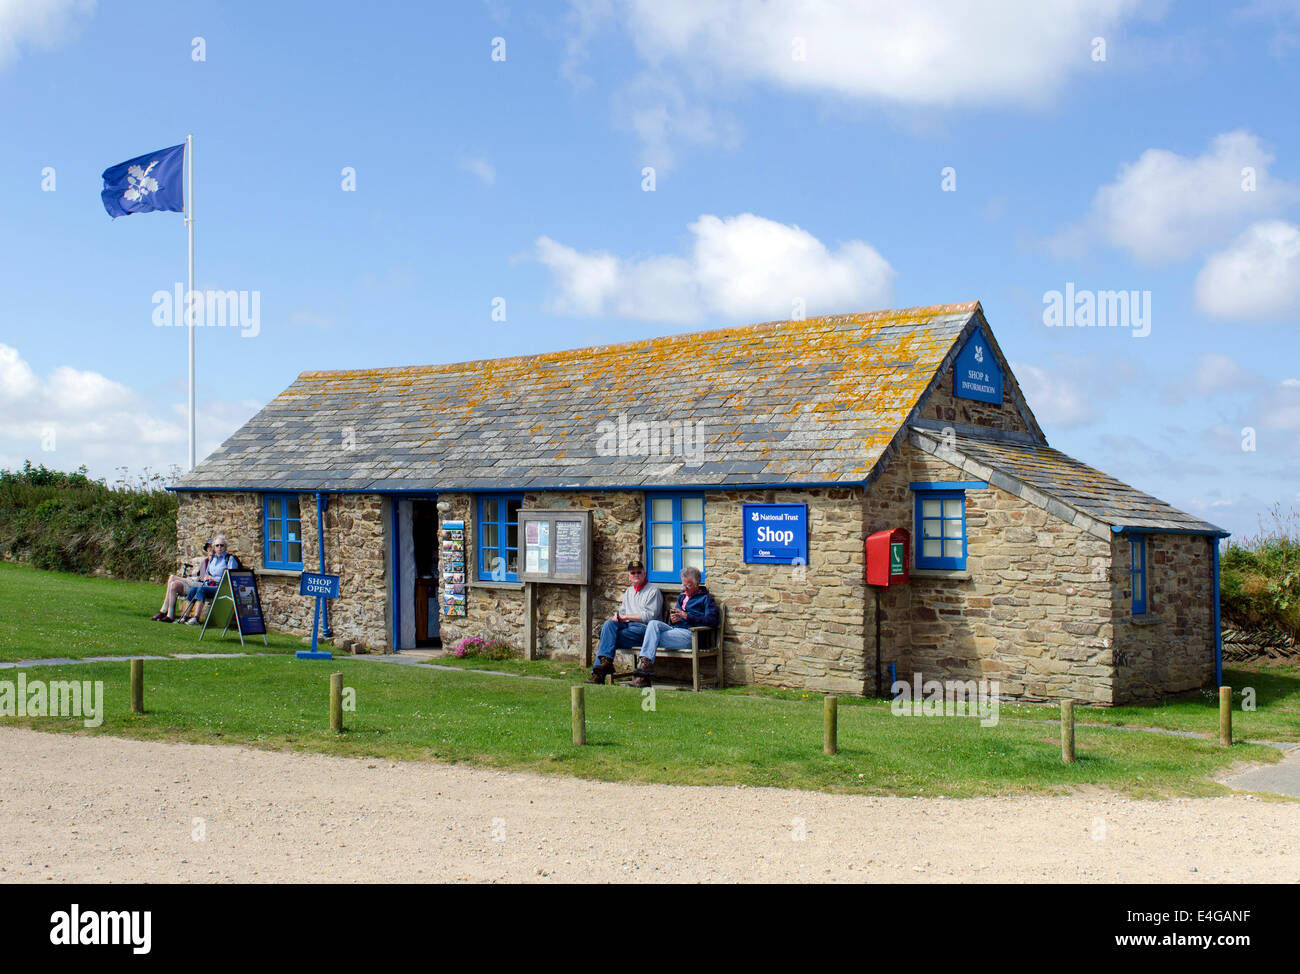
[299,572,341,599]
[297,572,340,660]
[952,329,1003,404]
[742,504,808,564]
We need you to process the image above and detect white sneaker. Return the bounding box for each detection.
[185,617,200,626]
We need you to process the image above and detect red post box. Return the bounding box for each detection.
[866,528,909,587]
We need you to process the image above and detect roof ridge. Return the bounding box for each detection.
[296,301,982,381]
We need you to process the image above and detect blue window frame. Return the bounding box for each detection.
[477,494,522,582]
[913,489,967,570]
[1130,536,1147,614]
[263,494,303,570]
[645,493,706,584]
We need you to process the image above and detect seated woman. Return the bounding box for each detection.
[152,540,211,622]
[177,535,241,625]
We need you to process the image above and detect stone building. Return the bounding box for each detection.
[170,302,1227,703]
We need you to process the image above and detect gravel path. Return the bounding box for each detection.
[2,726,1297,883]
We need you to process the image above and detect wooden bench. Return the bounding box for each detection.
[614,601,726,692]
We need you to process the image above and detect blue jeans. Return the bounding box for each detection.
[186,583,218,602]
[596,620,647,663]
[639,619,694,662]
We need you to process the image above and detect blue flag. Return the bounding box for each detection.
[101,143,185,219]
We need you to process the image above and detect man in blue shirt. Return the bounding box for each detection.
[631,566,719,688]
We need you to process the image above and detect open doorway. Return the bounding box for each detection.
[412,500,440,647]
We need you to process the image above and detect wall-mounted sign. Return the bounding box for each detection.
[952,329,1003,404]
[517,510,591,584]
[742,504,808,564]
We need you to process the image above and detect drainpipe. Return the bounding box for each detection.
[316,491,332,638]
[1212,537,1222,687]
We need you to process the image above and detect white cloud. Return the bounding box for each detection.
[567,0,1151,170]
[611,73,740,173]
[614,0,1146,106]
[1011,363,1093,429]
[0,343,259,481]
[1191,353,1258,394]
[0,0,95,70]
[534,212,894,323]
[1048,131,1297,263]
[1194,220,1300,318]
[458,155,496,186]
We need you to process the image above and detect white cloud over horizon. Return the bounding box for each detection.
[0,343,260,483]
[533,212,895,323]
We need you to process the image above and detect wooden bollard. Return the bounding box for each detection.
[329,672,343,733]
[129,658,144,714]
[1061,699,1075,764]
[824,695,838,755]
[571,686,586,746]
[1220,686,1232,747]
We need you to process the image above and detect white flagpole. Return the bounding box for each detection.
[185,133,195,470]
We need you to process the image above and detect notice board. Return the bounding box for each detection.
[517,509,591,584]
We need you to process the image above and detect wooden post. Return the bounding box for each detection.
[1219,686,1232,747]
[571,686,585,746]
[330,672,343,733]
[523,582,537,661]
[824,695,837,755]
[1061,699,1075,764]
[129,658,144,715]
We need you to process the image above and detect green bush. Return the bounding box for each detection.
[1220,505,1300,645]
[0,460,178,582]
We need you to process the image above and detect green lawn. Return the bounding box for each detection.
[730,669,1300,745]
[0,561,305,658]
[0,561,1294,797]
[0,655,1283,798]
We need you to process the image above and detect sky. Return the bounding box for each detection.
[0,0,1298,539]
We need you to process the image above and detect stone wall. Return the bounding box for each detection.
[438,486,869,692]
[864,442,1117,703]
[1111,533,1215,701]
[176,491,388,651]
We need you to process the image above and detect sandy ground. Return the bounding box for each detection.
[2,726,1297,883]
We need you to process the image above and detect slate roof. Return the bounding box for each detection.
[174,302,984,492]
[909,427,1228,539]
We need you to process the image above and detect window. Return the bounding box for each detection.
[914,489,966,570]
[263,494,303,570]
[478,494,522,582]
[1130,536,1147,614]
[646,493,706,584]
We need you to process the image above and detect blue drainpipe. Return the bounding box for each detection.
[1212,537,1222,687]
[316,491,332,638]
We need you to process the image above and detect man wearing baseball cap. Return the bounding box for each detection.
[587,560,663,684]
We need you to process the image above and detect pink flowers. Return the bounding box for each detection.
[450,636,514,660]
